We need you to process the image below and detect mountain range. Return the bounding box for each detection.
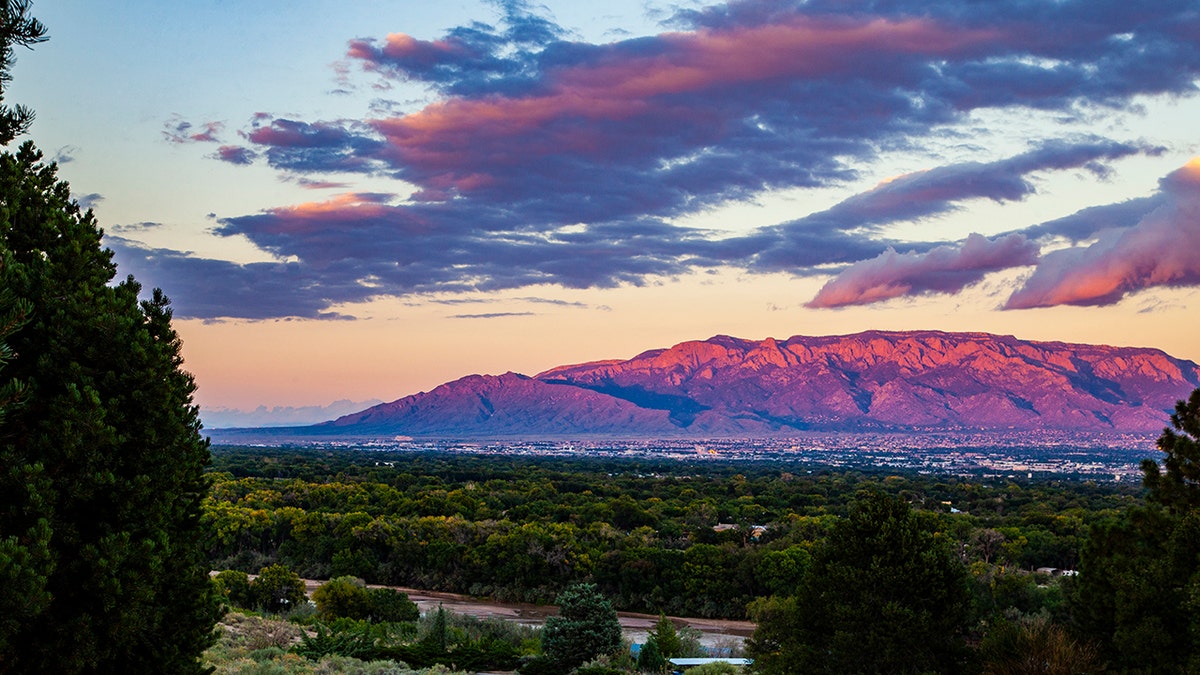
[217,330,1200,440]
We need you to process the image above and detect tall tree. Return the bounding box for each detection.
[1071,388,1200,672]
[0,142,221,673]
[0,248,29,423]
[649,613,682,659]
[541,583,623,672]
[747,490,971,674]
[0,5,221,666]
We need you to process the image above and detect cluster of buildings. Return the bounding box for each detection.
[327,430,1158,482]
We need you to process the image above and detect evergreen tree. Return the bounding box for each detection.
[649,613,681,659]
[0,1,45,144]
[636,637,665,672]
[0,140,221,673]
[1071,388,1200,671]
[426,603,448,652]
[1142,388,1200,513]
[542,583,623,672]
[0,7,220,664]
[747,490,971,674]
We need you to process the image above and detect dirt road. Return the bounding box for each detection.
[300,578,754,648]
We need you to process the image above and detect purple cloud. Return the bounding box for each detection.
[212,145,257,165]
[1005,159,1200,309]
[752,138,1155,271]
[806,233,1041,308]
[123,0,1200,319]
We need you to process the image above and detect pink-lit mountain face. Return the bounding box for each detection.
[321,331,1200,437]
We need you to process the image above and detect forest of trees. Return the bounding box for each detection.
[203,447,1124,618]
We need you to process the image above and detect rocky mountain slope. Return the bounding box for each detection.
[307,330,1200,438]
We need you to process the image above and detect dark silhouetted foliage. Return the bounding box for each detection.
[0,0,46,144]
[1143,388,1200,513]
[979,616,1097,675]
[0,143,218,673]
[747,490,972,674]
[1071,388,1200,672]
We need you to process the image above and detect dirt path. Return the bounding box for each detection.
[301,578,755,648]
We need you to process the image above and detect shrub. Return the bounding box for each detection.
[255,565,307,614]
[369,587,421,623]
[313,577,373,620]
[216,570,256,609]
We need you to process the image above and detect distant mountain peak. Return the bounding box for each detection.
[278,330,1200,439]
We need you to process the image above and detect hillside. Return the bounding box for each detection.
[262,330,1200,439]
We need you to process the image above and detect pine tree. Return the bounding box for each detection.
[746,490,971,674]
[0,0,46,144]
[0,141,219,673]
[0,4,218,671]
[649,613,681,659]
[1142,388,1200,512]
[542,583,623,671]
[1071,388,1200,671]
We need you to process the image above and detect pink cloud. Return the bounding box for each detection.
[364,17,1001,191]
[258,193,397,234]
[360,32,475,65]
[807,233,1040,308]
[1005,159,1200,309]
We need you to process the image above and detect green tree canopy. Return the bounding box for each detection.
[367,586,419,623]
[0,145,219,672]
[542,583,623,672]
[253,564,307,614]
[747,490,971,674]
[214,569,254,610]
[312,576,373,620]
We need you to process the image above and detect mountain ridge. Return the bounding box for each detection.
[227,330,1200,439]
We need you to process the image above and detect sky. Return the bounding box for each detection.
[8,0,1200,428]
